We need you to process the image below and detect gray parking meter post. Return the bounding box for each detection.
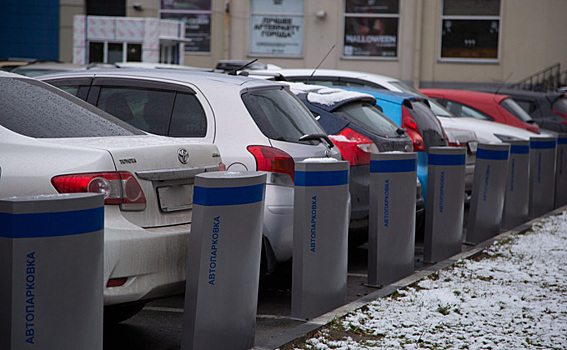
[466,143,511,245]
[291,160,350,320]
[529,137,557,218]
[181,172,266,350]
[423,147,466,263]
[367,152,417,287]
[502,140,531,230]
[555,134,567,208]
[0,193,104,350]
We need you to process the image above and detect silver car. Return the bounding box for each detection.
[41,69,342,276]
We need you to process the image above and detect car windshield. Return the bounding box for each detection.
[242,87,326,143]
[0,77,144,138]
[387,80,456,118]
[499,98,534,123]
[334,101,402,137]
[389,80,422,95]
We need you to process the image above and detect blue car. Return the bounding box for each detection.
[342,88,449,200]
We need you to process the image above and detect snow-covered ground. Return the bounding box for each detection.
[296,211,567,350]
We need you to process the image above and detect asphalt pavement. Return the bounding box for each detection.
[102,240,474,350]
[103,207,544,350]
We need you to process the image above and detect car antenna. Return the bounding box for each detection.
[495,72,513,94]
[305,44,335,84]
[228,58,259,76]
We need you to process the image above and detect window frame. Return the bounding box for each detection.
[438,0,502,63]
[342,0,400,60]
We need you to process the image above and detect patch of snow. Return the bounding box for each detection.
[302,158,339,163]
[307,89,373,107]
[284,82,373,106]
[328,135,355,143]
[293,211,567,349]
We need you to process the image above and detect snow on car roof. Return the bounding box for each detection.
[285,82,374,107]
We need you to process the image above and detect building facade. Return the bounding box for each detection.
[6,0,567,88]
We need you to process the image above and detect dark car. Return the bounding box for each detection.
[288,83,424,245]
[474,88,567,133]
[340,88,449,201]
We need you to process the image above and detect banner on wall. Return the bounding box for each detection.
[249,0,304,56]
[343,17,398,57]
[249,15,303,56]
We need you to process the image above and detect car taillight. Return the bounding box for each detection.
[401,105,426,152]
[247,146,295,182]
[448,139,466,148]
[528,123,540,134]
[328,128,378,166]
[553,109,567,124]
[51,171,146,210]
[106,277,128,288]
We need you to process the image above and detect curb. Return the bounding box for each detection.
[252,206,565,350]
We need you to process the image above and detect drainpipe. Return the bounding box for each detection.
[224,0,230,60]
[412,0,423,89]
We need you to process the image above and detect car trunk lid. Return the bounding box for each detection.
[48,135,221,228]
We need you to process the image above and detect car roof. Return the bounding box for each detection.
[420,88,509,103]
[474,88,565,100]
[40,68,285,90]
[251,68,398,82]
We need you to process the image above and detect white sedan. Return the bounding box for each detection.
[0,72,223,321]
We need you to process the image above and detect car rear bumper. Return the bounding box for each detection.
[262,184,294,268]
[103,183,298,305]
[103,207,189,306]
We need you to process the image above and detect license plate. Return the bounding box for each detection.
[468,141,478,154]
[157,185,193,212]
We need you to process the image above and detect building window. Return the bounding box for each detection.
[88,42,142,64]
[160,0,211,53]
[440,0,501,61]
[249,0,304,57]
[87,0,125,16]
[343,0,399,58]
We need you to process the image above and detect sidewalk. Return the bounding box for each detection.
[256,208,567,350]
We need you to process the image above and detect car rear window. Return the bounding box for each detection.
[242,87,326,143]
[499,98,534,123]
[0,77,143,138]
[334,101,401,137]
[408,101,448,148]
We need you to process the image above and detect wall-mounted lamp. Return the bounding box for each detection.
[315,10,327,19]
[133,3,144,11]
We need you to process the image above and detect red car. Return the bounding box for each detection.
[420,88,541,134]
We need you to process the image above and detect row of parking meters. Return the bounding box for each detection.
[1,135,566,350]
